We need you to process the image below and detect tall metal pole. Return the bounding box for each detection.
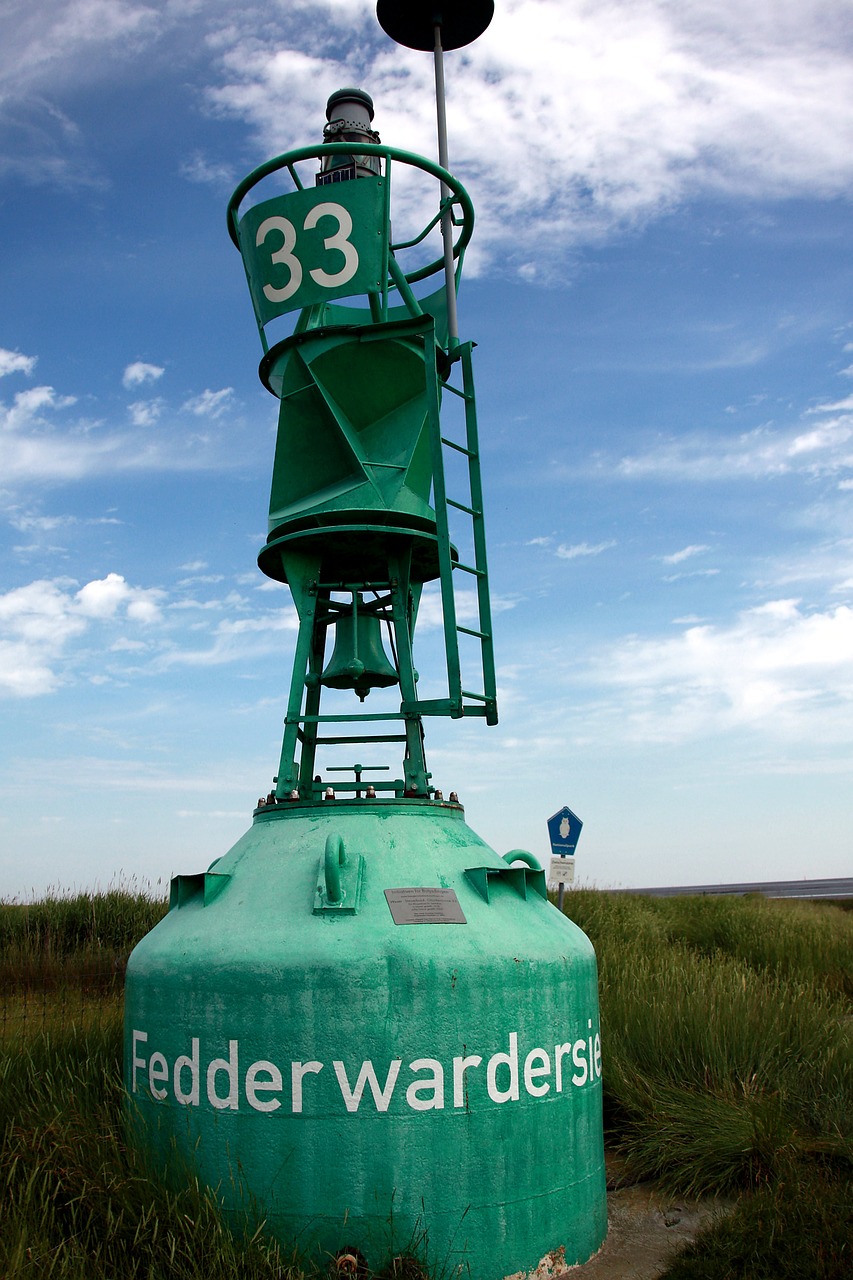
[433,22,459,346]
[376,1,494,346]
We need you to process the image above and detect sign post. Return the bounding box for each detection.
[547,805,583,910]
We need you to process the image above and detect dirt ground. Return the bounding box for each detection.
[555,1158,735,1280]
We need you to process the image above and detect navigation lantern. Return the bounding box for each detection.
[319,87,382,183]
[124,4,607,1276]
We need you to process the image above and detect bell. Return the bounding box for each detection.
[320,607,398,700]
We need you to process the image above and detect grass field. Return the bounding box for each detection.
[565,891,852,1279]
[1,886,850,1278]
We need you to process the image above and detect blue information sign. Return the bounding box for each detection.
[547,806,583,858]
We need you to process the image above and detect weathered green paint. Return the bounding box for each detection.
[125,802,606,1278]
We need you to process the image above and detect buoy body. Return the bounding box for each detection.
[124,801,606,1278]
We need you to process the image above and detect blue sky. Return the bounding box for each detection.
[2,0,852,897]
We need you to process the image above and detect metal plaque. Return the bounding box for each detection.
[384,887,467,925]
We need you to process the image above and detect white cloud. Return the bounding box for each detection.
[0,385,136,484]
[1,385,76,432]
[751,538,853,596]
[180,152,234,185]
[811,393,853,414]
[0,641,62,697]
[0,573,165,697]
[6,512,124,551]
[182,388,233,418]
[0,348,36,377]
[0,579,87,644]
[123,361,164,389]
[9,512,73,534]
[207,0,853,267]
[0,419,240,485]
[587,598,853,744]
[662,544,710,564]
[176,573,225,587]
[417,586,484,632]
[128,399,162,426]
[663,568,720,582]
[616,394,853,483]
[154,608,298,668]
[176,809,248,820]
[0,370,247,485]
[1,0,163,97]
[0,427,120,483]
[788,418,853,457]
[555,540,616,560]
[3,2,852,267]
[75,572,163,622]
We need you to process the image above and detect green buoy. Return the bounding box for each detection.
[124,7,606,1276]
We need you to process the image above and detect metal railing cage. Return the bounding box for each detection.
[227,142,475,352]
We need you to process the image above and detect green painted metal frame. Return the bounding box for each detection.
[273,539,434,800]
[229,142,497,802]
[227,142,474,346]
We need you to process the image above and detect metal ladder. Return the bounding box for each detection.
[425,339,499,725]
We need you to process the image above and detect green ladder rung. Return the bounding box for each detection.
[294,712,408,723]
[447,498,481,517]
[440,435,477,458]
[453,561,485,578]
[314,734,408,745]
[443,381,474,403]
[457,625,490,640]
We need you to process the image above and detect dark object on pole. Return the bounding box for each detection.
[376,0,494,51]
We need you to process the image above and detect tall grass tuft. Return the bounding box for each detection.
[0,1017,307,1279]
[0,882,167,996]
[651,892,853,1000]
[0,880,167,959]
[563,889,853,1279]
[607,961,850,1186]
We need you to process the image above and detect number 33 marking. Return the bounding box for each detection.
[256,202,358,303]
